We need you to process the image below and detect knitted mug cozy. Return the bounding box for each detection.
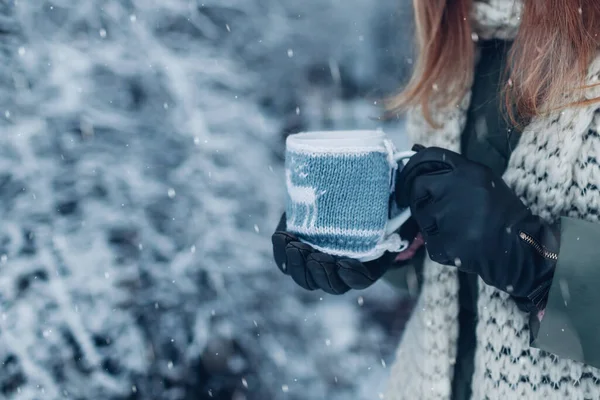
[285,130,412,261]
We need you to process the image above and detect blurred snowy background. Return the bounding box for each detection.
[0,0,415,399]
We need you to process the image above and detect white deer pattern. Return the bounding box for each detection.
[286,169,324,229]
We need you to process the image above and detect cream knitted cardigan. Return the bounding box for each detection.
[385,1,600,398]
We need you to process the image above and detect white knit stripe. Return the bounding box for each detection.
[299,233,405,262]
[287,224,384,237]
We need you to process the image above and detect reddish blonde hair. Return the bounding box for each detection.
[387,0,600,128]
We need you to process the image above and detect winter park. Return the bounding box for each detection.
[5,0,600,399]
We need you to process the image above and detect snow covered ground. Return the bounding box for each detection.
[0,1,415,399]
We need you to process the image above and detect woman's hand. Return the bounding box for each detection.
[271,213,420,294]
[395,147,558,310]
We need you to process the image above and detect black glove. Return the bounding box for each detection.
[271,213,419,294]
[395,147,558,311]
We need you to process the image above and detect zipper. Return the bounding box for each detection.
[519,231,559,261]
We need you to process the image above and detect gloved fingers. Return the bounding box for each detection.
[337,257,387,290]
[404,147,467,170]
[408,174,453,265]
[271,230,298,274]
[285,241,318,290]
[396,216,420,242]
[409,176,440,235]
[411,144,427,152]
[395,147,457,207]
[306,252,350,295]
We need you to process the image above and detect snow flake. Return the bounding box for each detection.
[167,188,176,198]
[99,29,107,38]
[357,296,364,306]
[281,385,289,392]
[241,378,248,388]
[559,279,570,305]
[287,49,294,58]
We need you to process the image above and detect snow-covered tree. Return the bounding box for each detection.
[0,1,413,399]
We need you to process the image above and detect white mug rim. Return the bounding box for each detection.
[286,129,387,153]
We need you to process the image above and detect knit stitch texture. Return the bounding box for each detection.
[385,0,600,398]
[285,140,402,261]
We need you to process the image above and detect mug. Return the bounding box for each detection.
[285,130,414,262]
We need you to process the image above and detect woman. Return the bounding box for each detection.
[272,0,600,398]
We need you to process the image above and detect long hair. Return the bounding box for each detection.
[387,0,600,128]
